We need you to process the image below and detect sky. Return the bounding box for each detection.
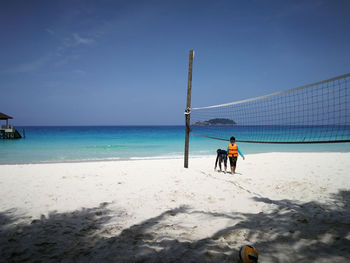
[1,0,350,125]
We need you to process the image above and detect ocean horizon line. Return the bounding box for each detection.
[14,124,185,127]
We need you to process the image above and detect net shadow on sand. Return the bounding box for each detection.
[0,190,349,263]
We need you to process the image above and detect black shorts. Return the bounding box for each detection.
[229,157,237,167]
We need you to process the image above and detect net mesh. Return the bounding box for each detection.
[190,73,350,143]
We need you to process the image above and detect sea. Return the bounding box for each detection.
[1,126,350,164]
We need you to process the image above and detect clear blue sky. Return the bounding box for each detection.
[1,0,349,125]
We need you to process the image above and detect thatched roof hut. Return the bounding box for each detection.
[0,112,13,120]
[0,112,22,139]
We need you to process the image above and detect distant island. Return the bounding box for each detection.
[194,118,236,126]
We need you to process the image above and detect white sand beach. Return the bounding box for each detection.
[0,152,349,262]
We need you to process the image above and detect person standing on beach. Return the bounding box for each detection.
[227,136,245,174]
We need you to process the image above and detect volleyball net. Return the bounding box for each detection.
[190,73,350,143]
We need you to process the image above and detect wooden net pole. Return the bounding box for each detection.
[184,50,194,168]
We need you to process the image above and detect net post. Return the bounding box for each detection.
[184,50,194,168]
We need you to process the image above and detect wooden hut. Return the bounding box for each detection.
[0,112,22,139]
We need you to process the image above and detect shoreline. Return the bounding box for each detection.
[1,150,350,165]
[0,155,189,166]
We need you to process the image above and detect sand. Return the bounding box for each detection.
[0,152,349,262]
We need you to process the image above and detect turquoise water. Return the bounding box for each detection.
[0,126,350,164]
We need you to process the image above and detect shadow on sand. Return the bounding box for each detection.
[1,191,349,263]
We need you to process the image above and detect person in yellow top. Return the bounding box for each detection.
[227,136,245,174]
